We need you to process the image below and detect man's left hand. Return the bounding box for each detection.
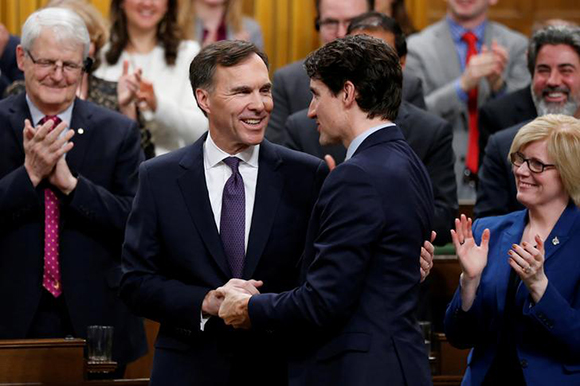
[420,231,436,282]
[48,156,77,195]
[218,286,252,329]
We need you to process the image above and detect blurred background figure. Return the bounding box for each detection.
[178,0,264,49]
[375,0,416,36]
[476,25,580,219]
[96,0,208,156]
[0,23,24,97]
[4,0,155,159]
[407,0,530,201]
[446,114,580,385]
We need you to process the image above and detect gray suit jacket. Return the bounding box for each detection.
[266,59,427,145]
[407,19,530,199]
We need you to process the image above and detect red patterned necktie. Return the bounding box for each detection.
[462,31,480,174]
[39,115,63,297]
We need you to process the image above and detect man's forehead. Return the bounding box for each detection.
[319,0,369,18]
[536,44,580,64]
[31,29,83,56]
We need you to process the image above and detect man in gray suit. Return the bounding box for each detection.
[267,0,426,145]
[407,0,530,200]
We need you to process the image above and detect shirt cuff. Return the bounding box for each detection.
[455,79,469,103]
[200,311,210,331]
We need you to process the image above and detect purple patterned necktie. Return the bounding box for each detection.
[220,157,245,278]
[39,115,63,297]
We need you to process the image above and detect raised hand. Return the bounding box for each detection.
[117,60,141,120]
[451,215,490,311]
[451,215,490,280]
[509,234,548,303]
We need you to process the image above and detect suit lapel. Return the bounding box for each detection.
[394,102,411,139]
[66,99,92,173]
[543,202,578,262]
[437,22,463,85]
[177,134,232,278]
[494,210,526,315]
[243,140,284,279]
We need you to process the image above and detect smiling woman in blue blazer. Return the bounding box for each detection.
[445,114,580,386]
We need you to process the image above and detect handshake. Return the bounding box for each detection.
[202,279,264,329]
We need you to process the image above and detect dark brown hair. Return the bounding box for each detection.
[304,34,402,120]
[105,0,182,66]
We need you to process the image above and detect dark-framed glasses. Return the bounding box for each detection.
[25,50,83,74]
[510,151,556,173]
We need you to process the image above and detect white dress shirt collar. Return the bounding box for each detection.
[204,131,260,169]
[26,94,74,128]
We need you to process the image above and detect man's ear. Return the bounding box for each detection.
[16,45,26,71]
[195,88,211,115]
[342,80,357,108]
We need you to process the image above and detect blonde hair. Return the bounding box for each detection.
[510,114,580,206]
[179,0,244,40]
[45,0,109,69]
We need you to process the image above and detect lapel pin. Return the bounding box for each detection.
[552,236,559,246]
[77,128,84,135]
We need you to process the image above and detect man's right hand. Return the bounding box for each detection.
[460,42,508,92]
[23,119,74,187]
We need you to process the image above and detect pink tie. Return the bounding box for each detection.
[40,115,62,297]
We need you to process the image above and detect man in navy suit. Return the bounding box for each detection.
[219,35,434,386]
[0,8,146,369]
[120,40,328,386]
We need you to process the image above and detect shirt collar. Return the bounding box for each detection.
[204,131,260,169]
[446,15,486,44]
[26,94,74,127]
[345,123,395,161]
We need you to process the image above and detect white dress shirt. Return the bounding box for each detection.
[200,132,259,329]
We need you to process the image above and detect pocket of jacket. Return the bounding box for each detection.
[316,332,371,361]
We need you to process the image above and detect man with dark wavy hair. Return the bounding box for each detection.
[219,35,434,386]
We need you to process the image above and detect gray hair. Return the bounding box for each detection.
[21,7,90,59]
[527,25,580,75]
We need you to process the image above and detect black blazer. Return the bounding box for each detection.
[0,35,24,97]
[475,122,528,218]
[0,93,146,364]
[283,101,457,245]
[478,85,537,162]
[266,58,427,145]
[250,126,434,386]
[121,135,328,386]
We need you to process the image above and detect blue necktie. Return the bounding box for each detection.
[220,157,245,278]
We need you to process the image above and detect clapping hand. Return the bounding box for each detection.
[509,235,548,303]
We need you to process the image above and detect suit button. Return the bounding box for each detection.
[520,359,528,368]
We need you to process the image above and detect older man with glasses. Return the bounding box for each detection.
[0,7,146,374]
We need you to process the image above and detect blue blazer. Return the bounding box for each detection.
[445,203,580,386]
[0,93,147,364]
[120,134,328,386]
[249,126,435,386]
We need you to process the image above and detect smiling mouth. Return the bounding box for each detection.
[241,118,265,127]
[542,88,569,103]
[518,181,537,189]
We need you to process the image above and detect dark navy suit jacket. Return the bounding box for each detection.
[120,134,328,386]
[284,101,457,245]
[0,93,146,364]
[249,126,434,386]
[445,203,580,385]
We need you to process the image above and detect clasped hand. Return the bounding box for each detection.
[23,118,77,194]
[201,279,263,329]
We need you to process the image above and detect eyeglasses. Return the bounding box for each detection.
[510,151,556,173]
[26,50,83,74]
[316,18,353,32]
